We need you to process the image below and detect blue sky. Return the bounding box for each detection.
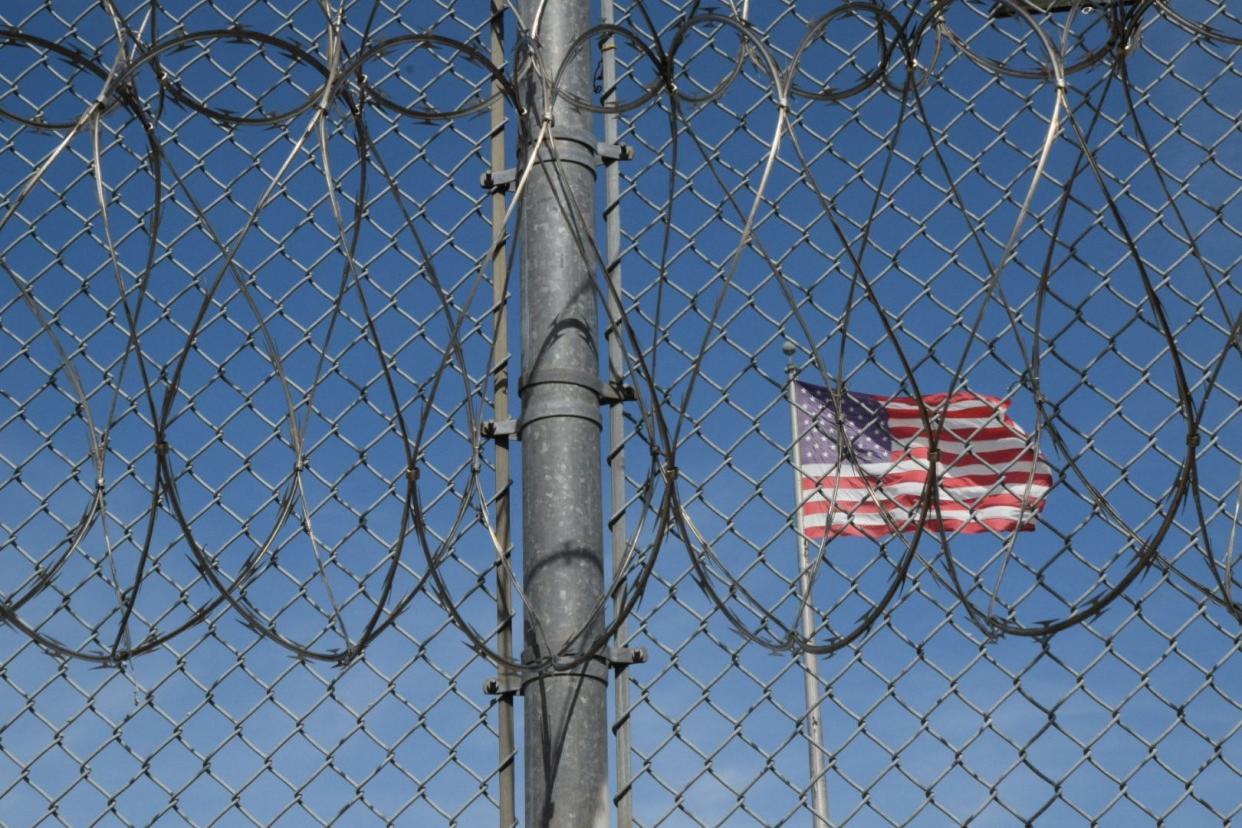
[0,0,1239,825]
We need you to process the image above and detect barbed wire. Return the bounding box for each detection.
[0,0,1237,672]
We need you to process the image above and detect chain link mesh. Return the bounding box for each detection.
[604,1,1240,824]
[1,0,1238,825]
[1,1,510,823]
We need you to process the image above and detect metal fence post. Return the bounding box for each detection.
[600,2,635,825]
[517,1,609,826]
[489,3,517,826]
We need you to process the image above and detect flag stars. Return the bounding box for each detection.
[793,382,890,464]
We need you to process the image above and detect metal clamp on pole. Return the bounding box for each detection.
[529,125,601,173]
[521,126,632,172]
[484,647,646,696]
[518,366,605,397]
[519,367,636,404]
[516,367,636,432]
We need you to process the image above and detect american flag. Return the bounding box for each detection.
[791,381,1053,538]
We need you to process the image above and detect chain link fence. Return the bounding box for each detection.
[0,0,1238,825]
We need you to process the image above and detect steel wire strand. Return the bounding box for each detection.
[674,0,1069,650]
[792,1,1076,642]
[944,0,1207,638]
[90,15,179,658]
[136,14,687,673]
[0,31,267,663]
[922,0,1239,627]
[177,24,535,663]
[1009,10,1242,624]
[639,12,843,649]
[293,20,669,670]
[111,21,382,661]
[0,32,157,620]
[165,23,424,663]
[780,4,984,650]
[640,6,998,655]
[935,0,1126,79]
[1107,13,1242,614]
[905,0,1178,639]
[1155,0,1242,46]
[149,17,524,663]
[865,1,1220,642]
[659,7,962,653]
[0,12,582,665]
[144,78,360,665]
[878,0,1214,641]
[0,18,443,662]
[907,0,1086,638]
[672,2,1064,649]
[864,0,1229,640]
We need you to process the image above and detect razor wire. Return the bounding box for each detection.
[0,0,1238,823]
[2,0,1235,667]
[0,0,691,677]
[653,0,1241,655]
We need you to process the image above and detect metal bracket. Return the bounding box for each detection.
[597,142,634,163]
[483,673,524,697]
[599,380,637,404]
[605,646,647,667]
[483,648,646,695]
[481,418,519,439]
[481,168,517,192]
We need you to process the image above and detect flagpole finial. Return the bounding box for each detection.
[782,339,797,375]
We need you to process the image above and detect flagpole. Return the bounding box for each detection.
[784,340,831,826]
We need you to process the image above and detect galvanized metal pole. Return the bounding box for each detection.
[489,3,516,827]
[785,342,831,826]
[518,1,609,826]
[599,1,635,825]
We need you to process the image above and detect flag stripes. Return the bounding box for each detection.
[792,382,1052,538]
